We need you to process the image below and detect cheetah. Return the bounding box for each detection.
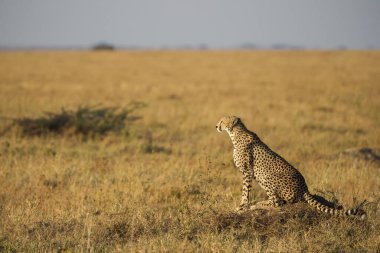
[216,116,366,218]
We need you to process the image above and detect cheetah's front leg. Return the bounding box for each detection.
[236,171,253,212]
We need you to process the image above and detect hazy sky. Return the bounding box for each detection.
[1,0,380,49]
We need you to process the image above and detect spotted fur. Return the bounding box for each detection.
[216,116,365,218]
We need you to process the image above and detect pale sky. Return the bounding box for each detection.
[1,0,380,49]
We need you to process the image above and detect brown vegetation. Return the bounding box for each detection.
[0,50,379,252]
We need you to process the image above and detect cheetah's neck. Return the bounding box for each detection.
[227,124,255,148]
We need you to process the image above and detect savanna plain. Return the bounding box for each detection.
[0,50,379,252]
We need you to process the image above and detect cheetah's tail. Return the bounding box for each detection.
[303,192,366,219]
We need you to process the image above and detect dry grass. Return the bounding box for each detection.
[0,50,379,252]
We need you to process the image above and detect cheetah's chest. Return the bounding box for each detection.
[231,135,253,169]
[232,148,242,168]
[233,147,252,173]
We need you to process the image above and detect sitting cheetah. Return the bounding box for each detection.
[216,116,365,218]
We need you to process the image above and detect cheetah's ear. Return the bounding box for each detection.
[231,117,240,128]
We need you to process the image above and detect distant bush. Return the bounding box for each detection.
[92,43,115,51]
[14,103,145,138]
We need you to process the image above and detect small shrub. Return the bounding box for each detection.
[92,43,115,51]
[14,103,145,138]
[140,130,172,154]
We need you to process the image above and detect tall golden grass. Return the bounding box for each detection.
[0,50,379,252]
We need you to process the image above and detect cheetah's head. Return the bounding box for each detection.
[216,116,241,133]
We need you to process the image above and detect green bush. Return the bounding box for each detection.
[14,103,145,138]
